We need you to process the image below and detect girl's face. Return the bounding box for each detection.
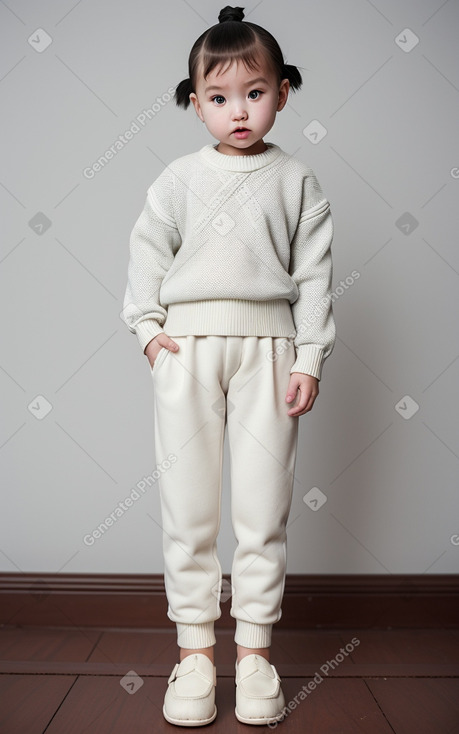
[189,56,289,156]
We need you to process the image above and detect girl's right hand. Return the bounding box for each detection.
[145,333,179,369]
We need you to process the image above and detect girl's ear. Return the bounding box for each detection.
[189,92,204,122]
[277,79,290,112]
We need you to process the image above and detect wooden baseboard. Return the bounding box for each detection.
[1,573,458,628]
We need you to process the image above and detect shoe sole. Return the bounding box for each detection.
[235,707,285,725]
[163,704,217,727]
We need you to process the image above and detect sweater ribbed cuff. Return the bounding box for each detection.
[234,620,273,648]
[135,318,165,353]
[290,344,325,380]
[176,621,216,649]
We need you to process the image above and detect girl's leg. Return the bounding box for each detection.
[180,646,214,663]
[236,645,270,663]
[226,336,299,658]
[152,335,227,658]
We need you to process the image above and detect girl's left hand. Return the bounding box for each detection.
[285,373,319,416]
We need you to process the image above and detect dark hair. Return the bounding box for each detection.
[174,5,303,110]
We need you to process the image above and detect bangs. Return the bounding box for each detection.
[201,44,273,83]
[193,23,280,89]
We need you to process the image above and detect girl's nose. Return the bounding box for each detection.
[232,108,248,121]
[231,100,248,119]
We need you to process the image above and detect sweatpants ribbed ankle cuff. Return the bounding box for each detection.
[176,621,216,649]
[234,620,273,648]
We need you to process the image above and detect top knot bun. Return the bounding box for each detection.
[218,6,245,23]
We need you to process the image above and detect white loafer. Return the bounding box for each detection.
[235,654,286,725]
[163,653,217,727]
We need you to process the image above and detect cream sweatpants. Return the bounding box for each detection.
[151,335,299,650]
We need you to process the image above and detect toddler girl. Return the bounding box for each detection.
[122,4,336,726]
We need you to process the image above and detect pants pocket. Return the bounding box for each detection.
[150,346,169,373]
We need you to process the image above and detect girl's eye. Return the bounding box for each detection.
[210,90,264,105]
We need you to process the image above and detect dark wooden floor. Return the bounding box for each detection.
[0,626,458,733]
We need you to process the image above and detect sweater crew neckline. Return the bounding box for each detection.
[200,142,283,172]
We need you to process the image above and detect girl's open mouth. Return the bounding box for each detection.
[233,128,250,138]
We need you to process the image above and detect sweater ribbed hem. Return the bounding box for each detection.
[176,621,216,649]
[163,299,295,337]
[234,620,273,648]
[135,301,326,378]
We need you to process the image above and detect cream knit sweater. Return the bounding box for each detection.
[122,142,336,380]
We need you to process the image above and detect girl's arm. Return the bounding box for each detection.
[122,166,181,354]
[288,173,336,381]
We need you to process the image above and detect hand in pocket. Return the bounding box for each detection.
[145,333,179,369]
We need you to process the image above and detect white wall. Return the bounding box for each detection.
[1,0,458,575]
